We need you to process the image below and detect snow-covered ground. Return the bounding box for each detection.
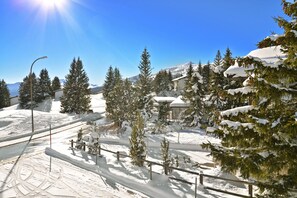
[0,93,253,197]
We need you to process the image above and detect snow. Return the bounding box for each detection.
[247,46,286,65]
[224,46,286,78]
[227,87,252,95]
[220,120,253,130]
[153,96,176,103]
[221,105,254,117]
[224,61,252,78]
[0,93,251,198]
[170,96,189,107]
[266,34,281,41]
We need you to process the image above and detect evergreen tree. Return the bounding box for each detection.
[129,112,146,166]
[153,70,174,96]
[222,48,237,109]
[207,50,226,126]
[105,67,123,126]
[0,79,10,108]
[204,1,297,196]
[222,48,234,71]
[183,62,194,100]
[60,58,91,114]
[52,76,61,94]
[32,73,43,103]
[122,79,138,123]
[102,66,114,99]
[201,61,211,95]
[136,48,153,116]
[161,138,170,175]
[182,63,204,126]
[19,76,30,108]
[19,73,39,108]
[105,67,137,126]
[158,103,170,123]
[38,69,52,100]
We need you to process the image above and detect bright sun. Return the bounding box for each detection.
[37,0,67,10]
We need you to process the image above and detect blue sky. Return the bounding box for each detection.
[0,0,285,85]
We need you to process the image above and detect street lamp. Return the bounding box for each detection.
[29,56,48,134]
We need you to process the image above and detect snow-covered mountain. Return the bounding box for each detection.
[127,61,200,83]
[163,62,199,77]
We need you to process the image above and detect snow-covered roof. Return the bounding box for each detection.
[153,96,176,103]
[170,96,189,108]
[224,46,286,78]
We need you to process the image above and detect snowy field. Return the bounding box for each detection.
[0,93,254,197]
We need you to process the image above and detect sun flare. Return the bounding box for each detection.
[37,0,67,10]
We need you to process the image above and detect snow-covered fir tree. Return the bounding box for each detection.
[19,73,39,109]
[129,112,146,166]
[204,1,297,196]
[0,79,10,108]
[38,68,52,100]
[102,66,114,99]
[201,61,211,95]
[153,70,174,96]
[136,48,153,116]
[221,48,237,110]
[104,67,137,126]
[60,58,91,113]
[51,76,61,95]
[121,79,138,123]
[182,62,204,126]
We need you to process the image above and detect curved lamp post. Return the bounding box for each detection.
[29,56,48,134]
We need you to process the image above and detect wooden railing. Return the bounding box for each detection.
[70,140,255,198]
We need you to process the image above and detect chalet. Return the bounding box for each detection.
[172,75,187,92]
[153,96,189,120]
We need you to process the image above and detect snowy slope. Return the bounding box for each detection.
[0,93,254,198]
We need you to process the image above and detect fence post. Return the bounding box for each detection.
[195,177,197,198]
[98,145,101,155]
[117,151,120,161]
[249,184,253,197]
[199,174,203,185]
[150,162,152,180]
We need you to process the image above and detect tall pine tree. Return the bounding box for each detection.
[19,73,39,108]
[201,61,211,95]
[52,76,61,95]
[182,62,204,126]
[136,48,153,116]
[207,50,227,126]
[204,1,297,196]
[60,58,91,114]
[38,68,52,100]
[102,66,114,99]
[153,70,174,96]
